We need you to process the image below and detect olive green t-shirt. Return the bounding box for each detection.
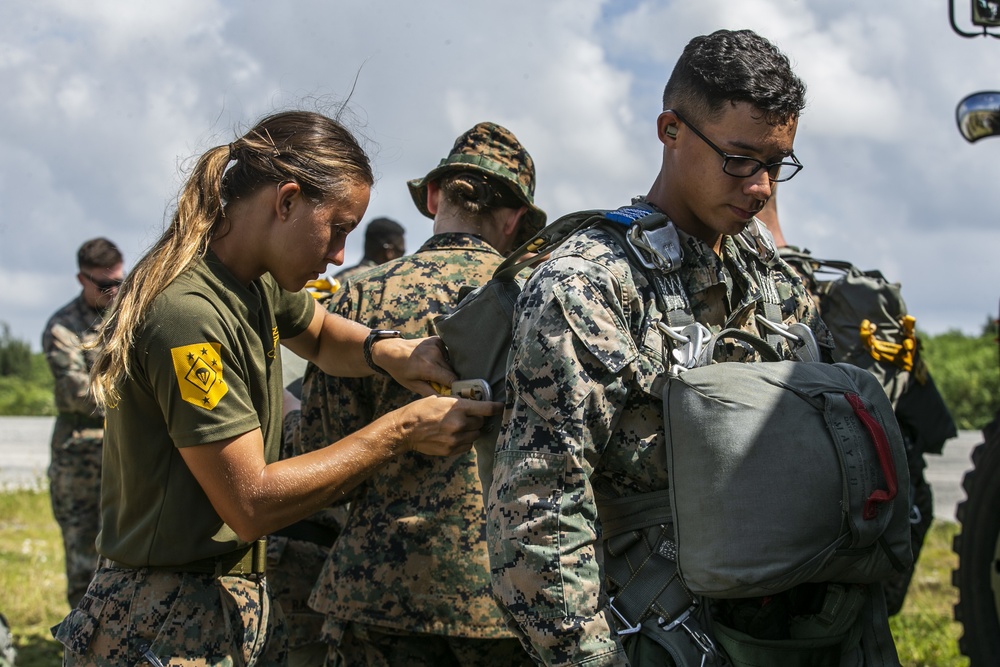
[97,251,314,566]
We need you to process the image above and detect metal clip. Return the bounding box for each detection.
[657,606,718,667]
[737,217,778,264]
[138,643,166,667]
[608,597,643,636]
[657,321,713,369]
[627,222,683,273]
[679,619,717,661]
[757,317,821,362]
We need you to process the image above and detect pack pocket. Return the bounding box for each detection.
[713,621,844,667]
[52,593,105,655]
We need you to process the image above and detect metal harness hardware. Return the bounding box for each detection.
[657,605,719,667]
[757,316,822,362]
[627,220,683,272]
[657,321,713,370]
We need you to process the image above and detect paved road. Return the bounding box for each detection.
[0,416,986,522]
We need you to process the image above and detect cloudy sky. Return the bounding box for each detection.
[2,0,998,349]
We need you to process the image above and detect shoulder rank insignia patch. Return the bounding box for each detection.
[170,342,228,410]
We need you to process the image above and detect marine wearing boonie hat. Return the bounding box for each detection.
[407,122,546,237]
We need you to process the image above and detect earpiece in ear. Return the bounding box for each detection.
[665,125,678,138]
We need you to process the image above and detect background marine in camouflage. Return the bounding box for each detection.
[292,121,542,667]
[332,216,406,284]
[42,237,123,608]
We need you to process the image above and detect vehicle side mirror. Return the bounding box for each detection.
[972,0,1000,26]
[956,91,1000,142]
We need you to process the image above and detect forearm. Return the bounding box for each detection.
[207,411,406,541]
[185,391,491,542]
[284,306,374,377]
[256,416,403,531]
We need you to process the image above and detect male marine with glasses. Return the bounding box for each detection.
[483,29,903,666]
[42,237,123,608]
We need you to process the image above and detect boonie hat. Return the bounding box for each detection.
[407,122,546,236]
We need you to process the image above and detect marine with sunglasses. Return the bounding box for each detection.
[42,237,125,608]
[483,29,910,667]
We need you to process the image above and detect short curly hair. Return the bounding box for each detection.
[663,29,806,126]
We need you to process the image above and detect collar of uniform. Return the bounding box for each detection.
[74,293,105,325]
[200,249,264,319]
[415,232,502,256]
[675,228,730,296]
[721,235,772,314]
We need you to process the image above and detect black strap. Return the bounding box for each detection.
[598,490,697,630]
[272,519,339,548]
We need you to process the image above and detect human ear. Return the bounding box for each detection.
[505,206,528,237]
[657,111,680,143]
[275,181,302,221]
[426,180,442,215]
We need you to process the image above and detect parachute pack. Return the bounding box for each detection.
[778,248,957,455]
[435,208,909,666]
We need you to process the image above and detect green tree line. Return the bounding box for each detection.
[0,324,55,416]
[1,319,998,428]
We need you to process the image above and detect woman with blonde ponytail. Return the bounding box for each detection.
[52,111,500,667]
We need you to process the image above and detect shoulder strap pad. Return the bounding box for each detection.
[493,209,607,282]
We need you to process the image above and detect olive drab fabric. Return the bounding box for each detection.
[779,246,958,617]
[486,203,834,666]
[96,251,313,567]
[664,357,911,597]
[42,294,107,608]
[53,250,314,664]
[294,234,528,652]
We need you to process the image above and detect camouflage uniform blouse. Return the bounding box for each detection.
[298,233,517,638]
[43,294,104,420]
[487,221,830,666]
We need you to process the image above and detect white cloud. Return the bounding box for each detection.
[0,0,997,349]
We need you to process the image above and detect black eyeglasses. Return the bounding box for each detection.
[668,109,803,183]
[81,271,123,293]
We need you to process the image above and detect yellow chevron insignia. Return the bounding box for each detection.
[170,342,228,410]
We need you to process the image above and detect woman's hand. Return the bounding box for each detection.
[371,335,457,397]
[387,394,503,456]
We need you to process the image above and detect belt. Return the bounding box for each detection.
[272,519,339,548]
[103,538,267,577]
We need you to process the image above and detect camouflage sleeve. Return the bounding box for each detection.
[487,256,633,667]
[42,321,99,416]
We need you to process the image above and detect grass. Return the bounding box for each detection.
[0,484,67,667]
[0,488,973,666]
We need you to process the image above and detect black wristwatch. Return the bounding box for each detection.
[363,329,401,376]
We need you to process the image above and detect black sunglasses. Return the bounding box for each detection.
[81,271,123,293]
[668,109,803,183]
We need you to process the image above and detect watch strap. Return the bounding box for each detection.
[363,329,401,376]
